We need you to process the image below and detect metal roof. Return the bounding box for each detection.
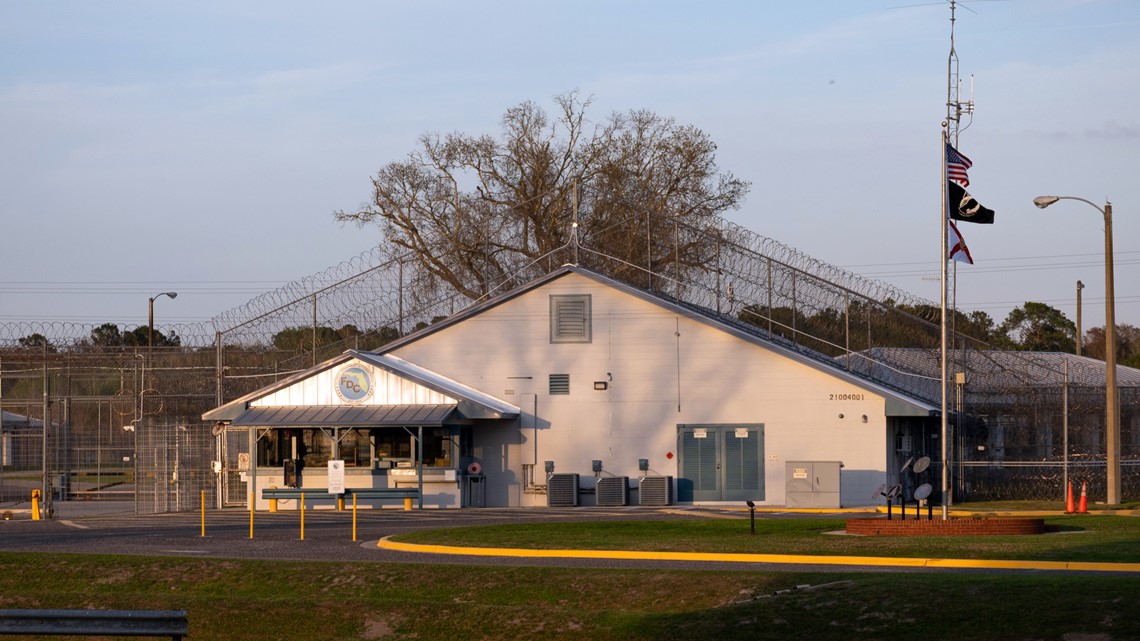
[229,404,457,428]
[2,410,44,428]
[848,348,1140,390]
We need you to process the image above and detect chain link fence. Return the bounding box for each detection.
[3,216,1138,511]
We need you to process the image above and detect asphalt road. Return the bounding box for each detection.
[0,504,897,572]
[2,504,1135,575]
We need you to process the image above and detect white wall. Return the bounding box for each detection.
[393,272,890,507]
[250,359,455,407]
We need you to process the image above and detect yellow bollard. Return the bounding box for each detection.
[337,495,345,512]
[249,493,255,540]
[300,493,305,541]
[268,486,278,513]
[31,489,41,521]
[403,497,413,511]
[200,490,206,538]
[352,494,358,542]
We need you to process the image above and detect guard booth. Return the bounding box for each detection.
[203,350,519,510]
[785,461,843,508]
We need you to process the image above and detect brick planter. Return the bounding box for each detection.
[845,517,1048,536]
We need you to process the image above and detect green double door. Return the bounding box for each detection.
[677,424,765,502]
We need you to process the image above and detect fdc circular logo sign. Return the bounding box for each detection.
[336,366,373,403]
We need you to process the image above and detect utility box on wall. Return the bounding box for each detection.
[785,461,842,508]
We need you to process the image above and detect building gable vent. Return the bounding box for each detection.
[547,473,580,506]
[550,294,591,343]
[549,373,570,395]
[596,476,629,506]
[639,476,674,506]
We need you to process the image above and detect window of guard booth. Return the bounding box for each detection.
[256,429,377,469]
[374,429,414,462]
[340,429,372,467]
[350,427,471,468]
[300,429,333,469]
[257,430,291,467]
[423,427,454,468]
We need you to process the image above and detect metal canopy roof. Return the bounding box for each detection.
[230,404,457,428]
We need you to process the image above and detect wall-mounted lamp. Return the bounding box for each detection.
[593,381,608,391]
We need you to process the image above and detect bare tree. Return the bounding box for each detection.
[336,91,750,299]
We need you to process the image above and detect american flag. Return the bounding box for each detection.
[946,144,972,187]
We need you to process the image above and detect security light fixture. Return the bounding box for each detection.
[1031,194,1119,504]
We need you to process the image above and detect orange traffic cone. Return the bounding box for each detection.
[1077,482,1088,514]
[1065,481,1075,514]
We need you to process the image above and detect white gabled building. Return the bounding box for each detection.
[204,266,937,509]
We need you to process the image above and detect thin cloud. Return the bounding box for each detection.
[1084,120,1140,141]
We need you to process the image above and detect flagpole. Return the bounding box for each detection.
[940,122,950,521]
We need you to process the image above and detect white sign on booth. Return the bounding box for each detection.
[328,460,345,494]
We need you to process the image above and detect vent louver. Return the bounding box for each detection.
[549,374,570,395]
[547,473,579,506]
[596,476,629,506]
[639,476,674,506]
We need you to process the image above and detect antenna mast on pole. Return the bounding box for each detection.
[940,0,975,520]
[946,0,975,145]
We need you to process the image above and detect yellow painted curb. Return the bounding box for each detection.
[377,538,1140,573]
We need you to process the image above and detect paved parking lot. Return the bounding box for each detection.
[4,502,1137,574]
[1,504,768,568]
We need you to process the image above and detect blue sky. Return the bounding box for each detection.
[2,0,1137,333]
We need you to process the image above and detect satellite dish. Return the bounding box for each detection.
[913,456,931,474]
[886,484,903,499]
[900,456,914,473]
[871,483,886,500]
[211,424,225,437]
[914,483,932,501]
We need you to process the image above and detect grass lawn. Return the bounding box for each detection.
[1,552,1138,641]
[393,514,1140,563]
[2,508,1138,640]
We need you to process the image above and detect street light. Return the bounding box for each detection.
[144,291,177,406]
[1076,280,1085,356]
[140,291,176,515]
[1033,195,1119,504]
[148,291,178,353]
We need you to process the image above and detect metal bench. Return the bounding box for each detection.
[0,609,188,639]
[261,487,420,502]
[345,488,420,500]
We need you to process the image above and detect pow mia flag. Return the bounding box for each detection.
[948,180,995,224]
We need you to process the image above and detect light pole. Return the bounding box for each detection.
[143,292,176,514]
[148,292,178,354]
[1033,196,1119,504]
[1076,280,1084,356]
[144,291,177,419]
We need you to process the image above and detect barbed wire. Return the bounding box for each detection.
[1,212,1134,401]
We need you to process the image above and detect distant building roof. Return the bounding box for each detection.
[2,410,43,428]
[844,347,1140,398]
